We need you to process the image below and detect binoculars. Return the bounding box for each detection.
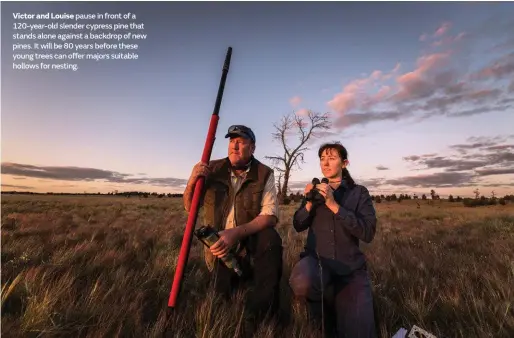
[305,177,329,207]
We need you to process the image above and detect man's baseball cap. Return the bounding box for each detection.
[225,125,256,143]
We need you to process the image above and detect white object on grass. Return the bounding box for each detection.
[408,325,437,338]
[391,325,437,338]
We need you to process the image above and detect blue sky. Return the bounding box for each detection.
[2,2,514,198]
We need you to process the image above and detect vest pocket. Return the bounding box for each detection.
[246,189,264,209]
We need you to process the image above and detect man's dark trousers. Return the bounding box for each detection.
[211,227,283,321]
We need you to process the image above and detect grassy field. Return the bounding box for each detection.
[2,194,514,338]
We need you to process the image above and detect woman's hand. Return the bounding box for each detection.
[303,183,314,211]
[304,183,314,195]
[317,183,340,213]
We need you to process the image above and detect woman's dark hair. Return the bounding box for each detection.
[318,141,356,188]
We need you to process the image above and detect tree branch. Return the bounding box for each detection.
[266,110,332,203]
[264,155,286,166]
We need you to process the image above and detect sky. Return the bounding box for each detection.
[2,2,514,198]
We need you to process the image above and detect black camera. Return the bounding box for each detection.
[305,177,329,207]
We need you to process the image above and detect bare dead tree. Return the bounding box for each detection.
[265,110,331,204]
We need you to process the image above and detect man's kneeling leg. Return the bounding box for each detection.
[211,258,236,300]
[245,227,283,321]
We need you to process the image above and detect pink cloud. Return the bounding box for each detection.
[455,32,466,41]
[434,22,452,37]
[468,88,502,102]
[327,64,402,114]
[420,22,456,44]
[324,20,512,129]
[490,37,514,53]
[327,78,368,115]
[370,70,382,80]
[394,53,450,101]
[289,96,302,107]
[431,32,467,47]
[472,52,514,80]
[417,21,466,50]
[374,85,392,100]
[383,63,401,80]
[295,108,309,116]
[362,86,392,108]
[328,53,452,116]
[417,53,451,72]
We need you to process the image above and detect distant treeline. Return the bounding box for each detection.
[2,190,513,207]
[279,191,514,207]
[373,193,514,207]
[1,191,182,198]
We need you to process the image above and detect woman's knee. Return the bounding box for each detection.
[288,258,321,299]
[289,270,312,298]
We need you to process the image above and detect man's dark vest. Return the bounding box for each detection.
[201,156,273,270]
